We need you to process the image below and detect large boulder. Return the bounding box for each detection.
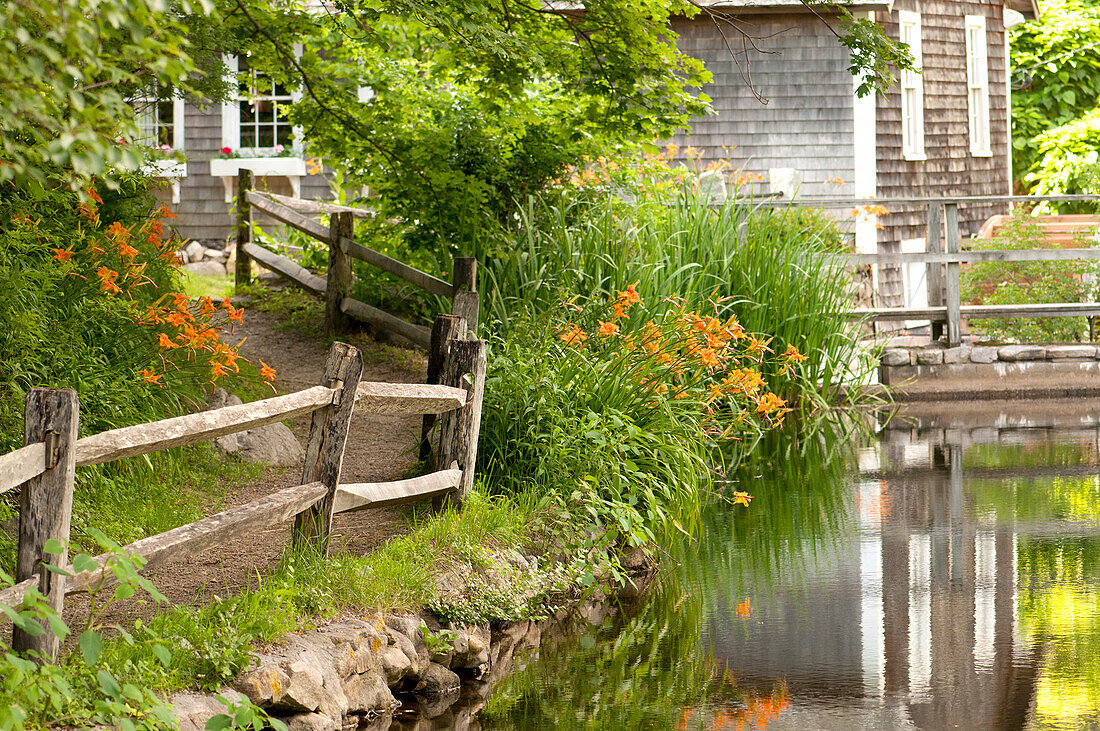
[206,388,304,467]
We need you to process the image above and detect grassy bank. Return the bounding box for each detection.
[2,483,611,728]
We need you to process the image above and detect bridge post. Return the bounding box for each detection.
[943,203,962,347]
[926,202,944,341]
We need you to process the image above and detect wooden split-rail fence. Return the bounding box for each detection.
[0,329,486,661]
[233,171,479,348]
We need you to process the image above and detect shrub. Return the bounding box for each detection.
[961,214,1100,342]
[0,177,269,446]
[478,288,803,547]
[482,181,866,407]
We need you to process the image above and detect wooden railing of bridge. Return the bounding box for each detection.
[785,194,1100,347]
[0,333,486,661]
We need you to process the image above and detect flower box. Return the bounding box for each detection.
[209,157,308,202]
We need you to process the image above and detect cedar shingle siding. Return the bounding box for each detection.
[668,13,857,199]
[156,101,332,244]
[670,2,1012,309]
[877,0,1011,245]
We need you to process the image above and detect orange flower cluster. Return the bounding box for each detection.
[556,291,806,431]
[144,292,260,387]
[34,190,268,392]
[676,690,791,731]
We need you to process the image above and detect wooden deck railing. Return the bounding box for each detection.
[234,171,479,349]
[828,194,1100,347]
[0,332,485,661]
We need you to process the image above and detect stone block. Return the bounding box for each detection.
[343,672,395,713]
[285,712,337,731]
[171,692,228,731]
[880,348,910,367]
[914,349,944,365]
[970,347,999,364]
[274,660,326,713]
[183,260,227,277]
[414,663,461,698]
[943,347,970,364]
[232,665,290,707]
[183,240,205,262]
[1047,345,1097,359]
[998,345,1046,361]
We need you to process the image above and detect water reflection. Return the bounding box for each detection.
[475,409,1100,730]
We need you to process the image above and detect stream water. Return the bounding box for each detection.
[472,404,1100,730]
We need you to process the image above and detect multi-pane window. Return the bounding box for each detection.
[238,57,294,151]
[965,15,991,156]
[132,88,183,149]
[899,12,925,160]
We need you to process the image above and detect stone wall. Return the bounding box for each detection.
[879,343,1100,400]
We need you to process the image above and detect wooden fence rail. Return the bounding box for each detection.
[0,324,486,661]
[836,195,1100,346]
[234,178,477,348]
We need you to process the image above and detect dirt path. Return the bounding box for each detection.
[64,308,428,629]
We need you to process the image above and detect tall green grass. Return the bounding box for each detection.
[483,192,871,406]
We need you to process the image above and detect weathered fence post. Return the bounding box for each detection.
[13,388,78,661]
[235,169,253,289]
[451,257,479,336]
[420,314,466,464]
[925,202,944,341]
[324,212,354,336]
[293,342,363,555]
[943,202,962,347]
[438,337,487,503]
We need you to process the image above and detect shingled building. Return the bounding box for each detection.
[668,0,1039,308]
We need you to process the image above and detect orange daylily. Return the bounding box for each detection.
[140,368,163,385]
[106,221,132,244]
[259,360,277,382]
[781,344,807,363]
[559,323,587,348]
[157,333,180,350]
[52,248,74,262]
[699,348,721,368]
[96,267,121,295]
[732,492,753,507]
[596,321,619,337]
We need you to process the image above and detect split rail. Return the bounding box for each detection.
[0,332,486,662]
[233,171,479,348]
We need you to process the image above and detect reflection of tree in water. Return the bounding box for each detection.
[477,422,856,730]
[1017,538,1100,728]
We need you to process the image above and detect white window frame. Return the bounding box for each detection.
[132,87,186,203]
[220,50,304,156]
[133,90,185,151]
[899,11,925,161]
[965,15,992,157]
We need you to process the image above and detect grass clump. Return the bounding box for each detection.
[0,485,564,728]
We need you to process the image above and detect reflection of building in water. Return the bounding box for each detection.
[710,429,1047,730]
[876,437,1038,730]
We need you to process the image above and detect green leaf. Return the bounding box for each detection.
[205,714,233,731]
[152,643,172,666]
[72,554,99,574]
[79,629,103,665]
[96,668,122,699]
[43,539,65,555]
